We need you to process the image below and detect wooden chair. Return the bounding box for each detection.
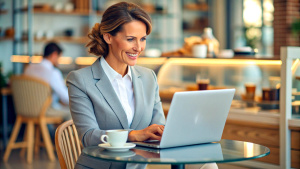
[3,75,63,163]
[55,120,82,169]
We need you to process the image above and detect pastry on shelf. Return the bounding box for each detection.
[161,36,202,57]
[33,4,51,11]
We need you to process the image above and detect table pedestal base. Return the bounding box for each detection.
[171,164,185,169]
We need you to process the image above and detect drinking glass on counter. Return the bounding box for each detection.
[196,73,210,90]
[262,88,271,101]
[244,83,256,100]
[262,87,280,101]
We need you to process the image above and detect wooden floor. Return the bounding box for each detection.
[0,148,262,169]
[0,149,60,169]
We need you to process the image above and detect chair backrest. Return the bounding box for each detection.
[55,120,82,169]
[10,75,52,117]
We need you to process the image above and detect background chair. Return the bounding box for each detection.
[3,75,63,163]
[55,119,82,169]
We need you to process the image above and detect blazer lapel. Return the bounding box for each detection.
[91,58,129,129]
[130,66,145,129]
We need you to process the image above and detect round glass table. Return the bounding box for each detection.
[81,139,270,169]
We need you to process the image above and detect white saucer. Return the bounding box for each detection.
[98,143,136,152]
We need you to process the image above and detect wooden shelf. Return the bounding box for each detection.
[0,10,8,14]
[33,9,170,16]
[19,7,171,17]
[184,3,209,11]
[36,36,89,44]
[35,9,103,16]
[21,8,103,16]
[183,29,202,34]
[22,36,89,44]
[0,37,13,42]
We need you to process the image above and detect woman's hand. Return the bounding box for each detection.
[128,124,165,142]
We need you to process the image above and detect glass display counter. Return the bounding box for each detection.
[156,58,281,95]
[146,57,300,117]
[137,49,300,169]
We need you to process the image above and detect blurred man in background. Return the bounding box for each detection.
[24,42,70,120]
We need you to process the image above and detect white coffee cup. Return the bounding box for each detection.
[192,44,207,58]
[100,129,128,147]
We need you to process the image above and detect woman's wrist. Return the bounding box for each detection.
[128,130,137,142]
[128,130,145,142]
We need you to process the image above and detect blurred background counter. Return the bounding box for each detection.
[137,54,300,168]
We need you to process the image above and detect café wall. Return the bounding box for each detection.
[0,0,183,75]
[0,1,13,75]
[273,0,300,56]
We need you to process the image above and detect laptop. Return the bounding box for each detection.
[134,88,235,149]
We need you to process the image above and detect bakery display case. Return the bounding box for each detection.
[156,58,281,92]
[142,48,300,168]
[156,57,282,108]
[137,56,300,117]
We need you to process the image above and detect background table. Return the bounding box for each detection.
[81,139,270,169]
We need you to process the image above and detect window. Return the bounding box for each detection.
[243,0,274,55]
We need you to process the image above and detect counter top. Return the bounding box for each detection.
[158,56,280,60]
[228,108,280,125]
[229,108,300,128]
[289,115,300,128]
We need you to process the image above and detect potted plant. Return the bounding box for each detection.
[0,62,7,88]
[291,18,300,41]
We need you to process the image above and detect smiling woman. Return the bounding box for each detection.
[86,2,152,76]
[66,2,166,169]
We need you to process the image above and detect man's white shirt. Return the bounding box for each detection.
[24,59,69,109]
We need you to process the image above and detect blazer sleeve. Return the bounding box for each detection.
[150,70,166,126]
[67,71,105,147]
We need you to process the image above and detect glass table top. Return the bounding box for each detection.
[82,139,270,165]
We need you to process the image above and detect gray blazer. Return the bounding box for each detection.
[67,58,165,168]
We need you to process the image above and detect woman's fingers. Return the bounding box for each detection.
[152,126,163,136]
[150,124,164,136]
[148,133,162,141]
[145,124,164,140]
[128,124,165,142]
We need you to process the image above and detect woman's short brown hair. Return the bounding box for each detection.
[86,2,152,57]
